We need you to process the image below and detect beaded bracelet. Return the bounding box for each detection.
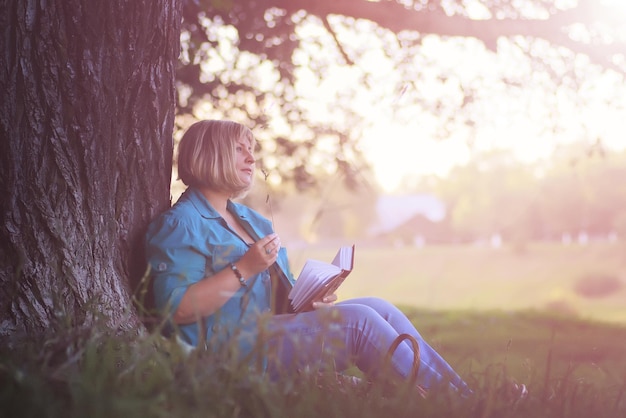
[229,263,247,287]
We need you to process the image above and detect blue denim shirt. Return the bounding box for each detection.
[145,187,295,353]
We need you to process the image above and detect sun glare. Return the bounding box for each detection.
[601,0,626,13]
[594,0,626,23]
[288,8,626,194]
[362,123,471,192]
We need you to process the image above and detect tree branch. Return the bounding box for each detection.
[322,16,355,65]
[259,0,625,74]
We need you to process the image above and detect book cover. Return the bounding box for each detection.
[288,245,355,313]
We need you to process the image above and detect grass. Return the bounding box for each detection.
[2,242,625,417]
[2,309,626,417]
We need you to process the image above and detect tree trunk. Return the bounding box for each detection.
[0,0,181,339]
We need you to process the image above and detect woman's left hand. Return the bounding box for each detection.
[312,292,337,309]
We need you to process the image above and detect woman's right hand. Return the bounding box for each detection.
[236,233,281,278]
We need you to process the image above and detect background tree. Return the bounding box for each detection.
[0,0,181,338]
[432,146,626,244]
[537,146,626,239]
[436,151,538,243]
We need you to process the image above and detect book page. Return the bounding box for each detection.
[331,245,355,270]
[289,245,355,312]
[289,260,340,311]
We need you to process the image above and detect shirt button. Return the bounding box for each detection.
[157,262,167,272]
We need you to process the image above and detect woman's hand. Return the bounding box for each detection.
[172,233,281,324]
[312,292,337,309]
[236,233,281,278]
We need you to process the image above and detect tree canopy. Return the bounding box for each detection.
[177,0,626,189]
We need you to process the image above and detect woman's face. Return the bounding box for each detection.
[234,135,255,187]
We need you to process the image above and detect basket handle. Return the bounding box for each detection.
[385,333,421,388]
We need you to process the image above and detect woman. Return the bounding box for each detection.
[145,119,472,396]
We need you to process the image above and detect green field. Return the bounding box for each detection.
[287,242,626,324]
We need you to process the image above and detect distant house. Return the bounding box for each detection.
[369,194,447,246]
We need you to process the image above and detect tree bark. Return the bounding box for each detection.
[0,0,181,339]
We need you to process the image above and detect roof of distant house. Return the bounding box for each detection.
[371,194,446,234]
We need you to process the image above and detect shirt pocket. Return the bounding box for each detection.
[206,243,247,275]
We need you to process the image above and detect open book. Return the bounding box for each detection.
[288,245,355,313]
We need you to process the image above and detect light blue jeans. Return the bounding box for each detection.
[264,297,471,395]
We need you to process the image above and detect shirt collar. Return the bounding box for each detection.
[184,187,250,222]
[184,187,221,219]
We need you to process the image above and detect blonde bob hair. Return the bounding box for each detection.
[177,120,255,197]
